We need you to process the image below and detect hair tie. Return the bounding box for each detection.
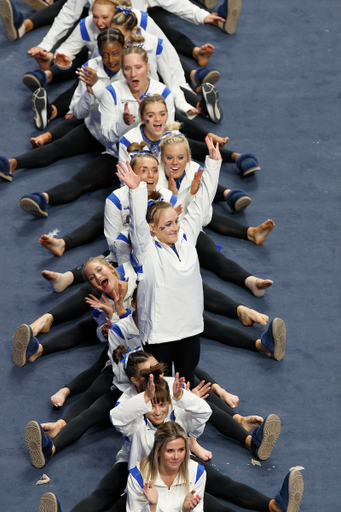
[130,149,154,158]
[148,197,164,208]
[116,5,131,14]
[124,41,144,49]
[120,347,132,368]
[161,130,184,140]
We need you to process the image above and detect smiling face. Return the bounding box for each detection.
[133,156,159,191]
[84,260,118,297]
[162,143,189,180]
[145,400,170,426]
[93,4,116,31]
[141,102,168,141]
[160,438,186,473]
[122,53,150,97]
[100,40,123,73]
[149,206,180,246]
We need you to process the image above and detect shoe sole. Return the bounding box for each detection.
[202,83,223,124]
[286,470,304,512]
[20,197,48,218]
[25,420,46,468]
[39,493,59,512]
[13,324,31,367]
[0,0,17,41]
[234,195,251,212]
[0,170,13,182]
[242,165,261,177]
[23,73,42,92]
[257,414,281,460]
[225,0,242,34]
[21,0,48,11]
[195,70,220,93]
[272,317,286,361]
[32,89,48,131]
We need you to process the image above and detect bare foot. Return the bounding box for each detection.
[255,339,272,358]
[189,437,212,461]
[27,343,43,362]
[51,387,70,407]
[207,132,229,147]
[34,49,54,70]
[42,270,74,293]
[211,383,239,408]
[245,276,273,297]
[30,313,54,336]
[42,419,66,439]
[237,305,269,326]
[234,414,263,433]
[30,132,52,148]
[193,44,214,67]
[247,219,275,246]
[39,234,66,257]
[269,499,283,512]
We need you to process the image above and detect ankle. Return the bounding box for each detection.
[43,192,49,204]
[50,106,57,120]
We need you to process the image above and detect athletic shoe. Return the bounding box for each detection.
[217,0,241,34]
[32,88,52,130]
[13,324,39,367]
[225,188,251,212]
[23,69,48,92]
[235,153,260,176]
[261,318,286,361]
[202,83,223,124]
[25,421,53,468]
[250,414,281,460]
[39,493,62,512]
[274,469,304,512]
[20,191,48,218]
[192,67,220,93]
[0,0,24,40]
[0,155,12,182]
[21,0,49,11]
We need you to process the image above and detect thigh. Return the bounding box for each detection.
[173,334,201,387]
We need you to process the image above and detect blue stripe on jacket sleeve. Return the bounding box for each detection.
[140,11,148,30]
[156,38,163,55]
[129,466,144,488]
[80,18,91,41]
[195,464,205,484]
[107,192,122,210]
[161,87,171,99]
[106,84,117,105]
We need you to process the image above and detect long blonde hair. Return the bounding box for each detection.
[140,422,190,493]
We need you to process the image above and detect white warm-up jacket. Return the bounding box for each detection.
[111,388,212,468]
[128,155,221,344]
[69,56,123,145]
[127,459,206,512]
[100,78,174,156]
[104,184,178,262]
[93,261,137,342]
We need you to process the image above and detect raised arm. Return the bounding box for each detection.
[181,137,222,245]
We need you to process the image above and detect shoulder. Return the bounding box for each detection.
[189,459,205,484]
[149,79,172,100]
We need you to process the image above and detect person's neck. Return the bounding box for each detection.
[159,465,179,488]
[143,125,162,142]
[108,280,128,300]
[130,79,149,99]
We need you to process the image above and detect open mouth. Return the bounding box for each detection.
[153,123,162,130]
[131,79,139,88]
[99,277,108,287]
[146,180,155,188]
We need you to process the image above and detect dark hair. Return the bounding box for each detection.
[112,347,155,380]
[97,27,125,49]
[140,373,171,405]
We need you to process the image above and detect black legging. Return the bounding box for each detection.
[148,7,197,59]
[28,0,68,29]
[53,80,79,117]
[67,455,270,512]
[144,334,201,388]
[15,122,103,169]
[64,209,106,251]
[197,231,251,287]
[203,313,257,351]
[47,153,119,205]
[52,371,122,454]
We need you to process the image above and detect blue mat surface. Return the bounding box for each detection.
[1,1,340,510]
